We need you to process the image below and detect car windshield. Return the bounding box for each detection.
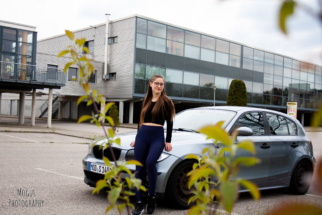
[171,109,236,131]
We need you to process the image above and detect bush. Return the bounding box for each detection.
[108,104,120,132]
[226,79,247,106]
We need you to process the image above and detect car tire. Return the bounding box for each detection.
[165,160,196,209]
[289,160,312,195]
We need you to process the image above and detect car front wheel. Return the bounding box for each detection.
[165,160,196,209]
[289,160,312,195]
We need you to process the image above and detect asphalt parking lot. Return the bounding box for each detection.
[0,128,322,214]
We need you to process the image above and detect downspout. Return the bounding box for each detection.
[103,13,110,81]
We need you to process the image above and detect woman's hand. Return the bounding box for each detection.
[165,142,172,152]
[130,141,135,147]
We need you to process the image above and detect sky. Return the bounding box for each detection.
[1,0,321,65]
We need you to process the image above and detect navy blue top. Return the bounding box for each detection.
[137,101,173,143]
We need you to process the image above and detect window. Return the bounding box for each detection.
[108,37,117,44]
[234,112,265,136]
[135,63,145,79]
[216,52,228,65]
[137,18,147,34]
[216,40,229,53]
[147,36,166,53]
[89,70,96,83]
[230,43,241,56]
[274,65,283,76]
[167,40,183,56]
[185,31,200,46]
[254,60,263,72]
[166,68,183,83]
[264,63,274,74]
[109,73,116,80]
[148,21,166,38]
[243,47,253,59]
[215,76,228,89]
[146,66,165,79]
[68,67,77,81]
[201,35,215,50]
[274,55,283,66]
[243,80,253,92]
[184,71,199,86]
[185,44,200,59]
[201,49,215,62]
[284,67,292,78]
[2,28,17,53]
[284,58,292,68]
[264,73,273,85]
[84,41,94,54]
[136,34,146,49]
[200,74,214,87]
[47,64,58,73]
[229,55,240,67]
[243,58,253,70]
[266,114,288,135]
[292,60,300,70]
[254,50,264,61]
[167,27,184,42]
[253,83,263,94]
[287,119,297,135]
[264,53,274,64]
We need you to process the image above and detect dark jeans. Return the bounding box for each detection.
[134,125,165,202]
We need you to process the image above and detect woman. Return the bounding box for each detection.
[130,74,175,215]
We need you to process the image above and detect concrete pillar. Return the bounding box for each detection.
[31,89,36,126]
[58,101,63,120]
[129,102,134,124]
[19,92,25,125]
[301,113,304,126]
[100,97,106,123]
[0,92,2,123]
[47,89,53,128]
[119,101,124,123]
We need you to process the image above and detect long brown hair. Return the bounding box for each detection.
[139,74,175,126]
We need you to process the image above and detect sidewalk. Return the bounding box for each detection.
[0,115,137,140]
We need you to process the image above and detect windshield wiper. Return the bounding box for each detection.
[174,128,199,133]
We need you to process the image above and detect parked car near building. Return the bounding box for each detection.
[82,106,315,209]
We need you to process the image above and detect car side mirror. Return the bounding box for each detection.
[237,127,253,136]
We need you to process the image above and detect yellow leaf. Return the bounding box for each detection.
[64,62,74,74]
[105,206,113,214]
[104,102,114,114]
[83,47,90,54]
[77,95,88,106]
[238,179,260,200]
[279,0,296,34]
[78,38,86,47]
[105,116,114,126]
[92,179,108,194]
[199,125,231,146]
[202,147,208,155]
[185,154,199,161]
[114,138,121,146]
[188,166,215,188]
[65,30,74,40]
[233,157,260,167]
[93,89,97,96]
[103,157,111,167]
[108,187,121,206]
[58,50,70,58]
[237,140,255,154]
[108,128,114,138]
[70,49,77,62]
[125,160,143,166]
[86,99,93,106]
[220,181,238,213]
[83,84,90,94]
[78,115,92,123]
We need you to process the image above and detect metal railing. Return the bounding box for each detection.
[0,61,66,85]
[39,93,60,118]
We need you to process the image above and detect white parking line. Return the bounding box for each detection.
[0,133,39,143]
[306,194,322,198]
[36,168,83,180]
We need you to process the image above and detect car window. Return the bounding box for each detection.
[234,112,265,136]
[266,113,289,135]
[287,119,298,135]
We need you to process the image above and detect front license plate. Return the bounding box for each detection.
[89,163,110,174]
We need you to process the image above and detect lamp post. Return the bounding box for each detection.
[213,85,216,106]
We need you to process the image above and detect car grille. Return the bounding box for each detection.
[84,170,104,182]
[92,145,121,161]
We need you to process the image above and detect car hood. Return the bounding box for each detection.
[92,131,213,158]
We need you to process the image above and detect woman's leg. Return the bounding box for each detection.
[134,128,149,202]
[146,129,165,196]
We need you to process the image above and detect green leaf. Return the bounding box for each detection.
[92,179,108,194]
[125,160,143,166]
[108,187,121,206]
[238,179,260,200]
[233,157,260,167]
[83,84,90,95]
[199,125,231,146]
[187,205,203,215]
[105,116,114,126]
[125,177,132,187]
[70,49,77,62]
[188,167,215,188]
[108,128,114,138]
[185,154,199,161]
[103,156,111,167]
[77,95,88,106]
[220,181,238,213]
[78,38,86,47]
[104,102,114,114]
[237,140,255,154]
[140,185,146,191]
[65,30,74,40]
[64,62,74,74]
[105,205,113,214]
[279,0,296,34]
[193,163,199,170]
[202,147,208,155]
[58,50,70,58]
[78,115,92,123]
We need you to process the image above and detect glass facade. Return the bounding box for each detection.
[134,17,322,109]
[0,26,36,80]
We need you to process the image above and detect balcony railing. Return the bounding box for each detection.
[0,61,66,85]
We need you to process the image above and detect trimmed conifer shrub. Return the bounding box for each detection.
[226,79,248,106]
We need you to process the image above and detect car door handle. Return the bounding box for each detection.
[291,142,299,148]
[260,143,270,149]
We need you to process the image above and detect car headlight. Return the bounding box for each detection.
[88,143,92,155]
[125,149,170,162]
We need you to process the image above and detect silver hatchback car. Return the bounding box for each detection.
[82,106,315,209]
